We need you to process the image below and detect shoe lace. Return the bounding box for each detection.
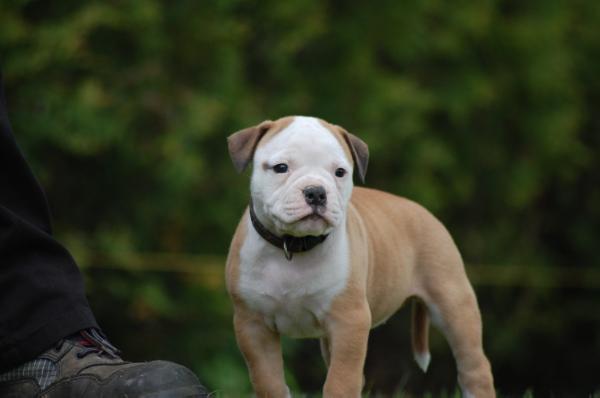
[55,328,121,360]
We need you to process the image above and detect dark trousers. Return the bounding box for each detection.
[0,70,98,372]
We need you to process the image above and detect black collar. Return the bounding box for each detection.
[249,200,328,261]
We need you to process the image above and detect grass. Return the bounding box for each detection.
[207,387,600,397]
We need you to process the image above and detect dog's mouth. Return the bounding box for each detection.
[265,200,339,236]
[294,207,334,228]
[299,212,324,222]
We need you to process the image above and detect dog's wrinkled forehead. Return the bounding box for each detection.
[227,115,369,182]
[256,117,352,164]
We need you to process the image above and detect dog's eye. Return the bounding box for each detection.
[273,163,289,174]
[335,168,347,178]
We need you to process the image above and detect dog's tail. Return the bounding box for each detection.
[411,298,431,372]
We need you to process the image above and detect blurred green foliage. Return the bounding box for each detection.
[1,0,600,395]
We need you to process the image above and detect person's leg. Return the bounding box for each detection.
[0,70,208,396]
[0,69,98,372]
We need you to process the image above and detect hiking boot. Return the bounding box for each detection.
[0,328,209,397]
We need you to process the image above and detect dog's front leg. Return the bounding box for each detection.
[323,302,371,398]
[233,306,290,398]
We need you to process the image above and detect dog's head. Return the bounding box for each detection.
[228,116,369,238]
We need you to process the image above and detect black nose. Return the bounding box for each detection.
[303,185,327,207]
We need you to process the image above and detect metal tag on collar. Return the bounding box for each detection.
[283,239,293,261]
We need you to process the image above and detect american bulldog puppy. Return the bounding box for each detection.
[225,116,494,398]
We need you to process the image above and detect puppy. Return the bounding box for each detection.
[225,116,494,397]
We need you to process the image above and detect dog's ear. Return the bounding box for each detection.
[227,120,274,173]
[337,127,369,183]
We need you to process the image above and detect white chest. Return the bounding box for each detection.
[237,224,349,338]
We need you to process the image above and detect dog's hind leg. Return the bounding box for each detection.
[420,270,495,398]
